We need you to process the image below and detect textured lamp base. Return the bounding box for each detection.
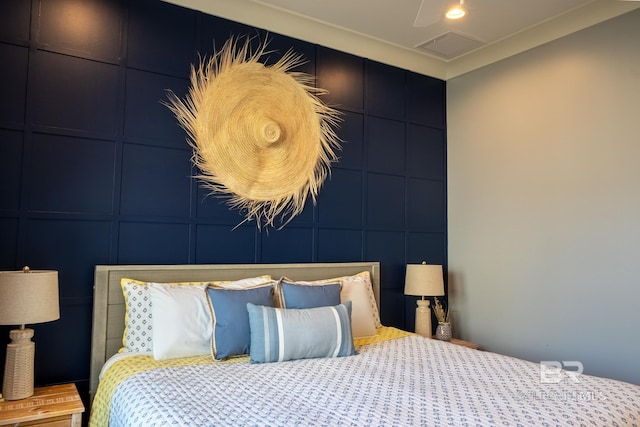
[3,328,35,401]
[414,299,432,337]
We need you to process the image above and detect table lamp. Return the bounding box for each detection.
[404,261,444,337]
[0,267,59,400]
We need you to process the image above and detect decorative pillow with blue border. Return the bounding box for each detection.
[247,301,356,363]
[207,284,275,360]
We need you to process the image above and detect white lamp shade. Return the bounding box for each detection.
[0,269,60,326]
[404,263,444,297]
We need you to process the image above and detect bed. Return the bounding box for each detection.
[89,262,640,426]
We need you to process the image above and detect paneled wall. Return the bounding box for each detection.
[0,0,446,403]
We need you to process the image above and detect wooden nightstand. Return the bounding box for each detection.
[0,383,84,427]
[432,336,480,350]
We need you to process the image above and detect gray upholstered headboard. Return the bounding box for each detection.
[89,262,380,400]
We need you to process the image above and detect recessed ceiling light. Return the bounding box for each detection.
[445,0,466,20]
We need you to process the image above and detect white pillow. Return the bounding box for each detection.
[340,271,381,329]
[148,282,212,360]
[120,278,210,353]
[209,276,273,289]
[340,275,377,338]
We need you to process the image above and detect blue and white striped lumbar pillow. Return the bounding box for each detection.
[247,301,356,363]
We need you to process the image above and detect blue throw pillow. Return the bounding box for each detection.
[280,281,341,309]
[247,301,356,363]
[207,285,274,359]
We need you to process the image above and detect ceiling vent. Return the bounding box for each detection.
[415,31,484,59]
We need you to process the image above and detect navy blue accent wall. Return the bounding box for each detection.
[0,0,446,406]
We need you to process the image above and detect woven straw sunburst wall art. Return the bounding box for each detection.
[165,36,341,228]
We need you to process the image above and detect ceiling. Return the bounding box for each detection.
[165,0,640,79]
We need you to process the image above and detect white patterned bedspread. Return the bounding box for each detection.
[107,335,640,426]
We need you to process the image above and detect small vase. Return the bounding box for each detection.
[435,322,452,341]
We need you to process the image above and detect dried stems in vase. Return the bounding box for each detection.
[433,297,449,323]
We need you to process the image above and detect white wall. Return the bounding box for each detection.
[447,9,640,385]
